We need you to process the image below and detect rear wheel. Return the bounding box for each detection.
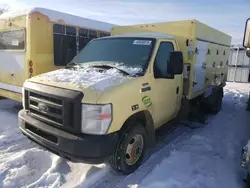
[110,123,147,174]
[211,90,223,114]
[203,87,223,114]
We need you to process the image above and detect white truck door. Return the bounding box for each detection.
[193,40,208,93]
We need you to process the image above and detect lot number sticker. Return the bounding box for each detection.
[11,40,19,46]
[133,40,152,45]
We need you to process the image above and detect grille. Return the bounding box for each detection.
[28,91,64,127]
[24,82,83,133]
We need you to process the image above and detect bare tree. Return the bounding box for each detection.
[0,4,9,15]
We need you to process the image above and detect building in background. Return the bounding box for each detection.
[227,45,250,83]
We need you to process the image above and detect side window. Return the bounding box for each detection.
[154,42,174,78]
[53,24,63,34]
[66,26,76,35]
[53,24,77,66]
[100,32,110,37]
[89,30,97,39]
[0,29,25,50]
[65,26,77,64]
[53,24,64,66]
[79,29,90,51]
[79,29,98,51]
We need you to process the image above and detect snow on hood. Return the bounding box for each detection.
[36,67,137,91]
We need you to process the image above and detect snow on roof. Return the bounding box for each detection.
[0,7,116,32]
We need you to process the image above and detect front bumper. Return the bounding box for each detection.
[19,109,119,164]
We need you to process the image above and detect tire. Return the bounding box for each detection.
[211,92,222,114]
[208,88,223,114]
[110,123,147,175]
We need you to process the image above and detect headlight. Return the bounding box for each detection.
[22,87,25,109]
[81,104,112,135]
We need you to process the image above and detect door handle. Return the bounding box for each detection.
[176,87,179,94]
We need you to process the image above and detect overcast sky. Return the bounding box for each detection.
[0,0,249,44]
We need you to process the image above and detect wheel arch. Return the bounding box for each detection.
[119,110,156,149]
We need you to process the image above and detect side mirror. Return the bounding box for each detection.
[243,18,250,48]
[168,51,184,75]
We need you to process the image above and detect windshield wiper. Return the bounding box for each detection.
[66,61,82,68]
[91,65,130,76]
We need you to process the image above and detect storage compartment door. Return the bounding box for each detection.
[193,41,208,93]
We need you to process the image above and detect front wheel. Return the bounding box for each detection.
[110,123,147,174]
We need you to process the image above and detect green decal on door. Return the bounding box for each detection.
[142,96,152,107]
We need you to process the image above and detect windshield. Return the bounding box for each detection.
[72,37,155,74]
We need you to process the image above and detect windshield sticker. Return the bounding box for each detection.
[133,40,152,45]
[11,40,19,46]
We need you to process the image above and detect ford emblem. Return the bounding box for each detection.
[38,102,49,112]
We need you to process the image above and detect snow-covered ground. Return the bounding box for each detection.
[0,82,250,188]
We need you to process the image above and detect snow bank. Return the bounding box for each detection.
[0,7,116,32]
[37,67,135,91]
[0,149,60,188]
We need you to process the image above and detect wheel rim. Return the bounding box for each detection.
[125,134,144,166]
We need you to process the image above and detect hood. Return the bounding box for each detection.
[28,68,134,103]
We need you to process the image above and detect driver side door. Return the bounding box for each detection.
[151,40,181,128]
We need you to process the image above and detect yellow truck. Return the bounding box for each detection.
[0,7,115,101]
[18,19,231,174]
